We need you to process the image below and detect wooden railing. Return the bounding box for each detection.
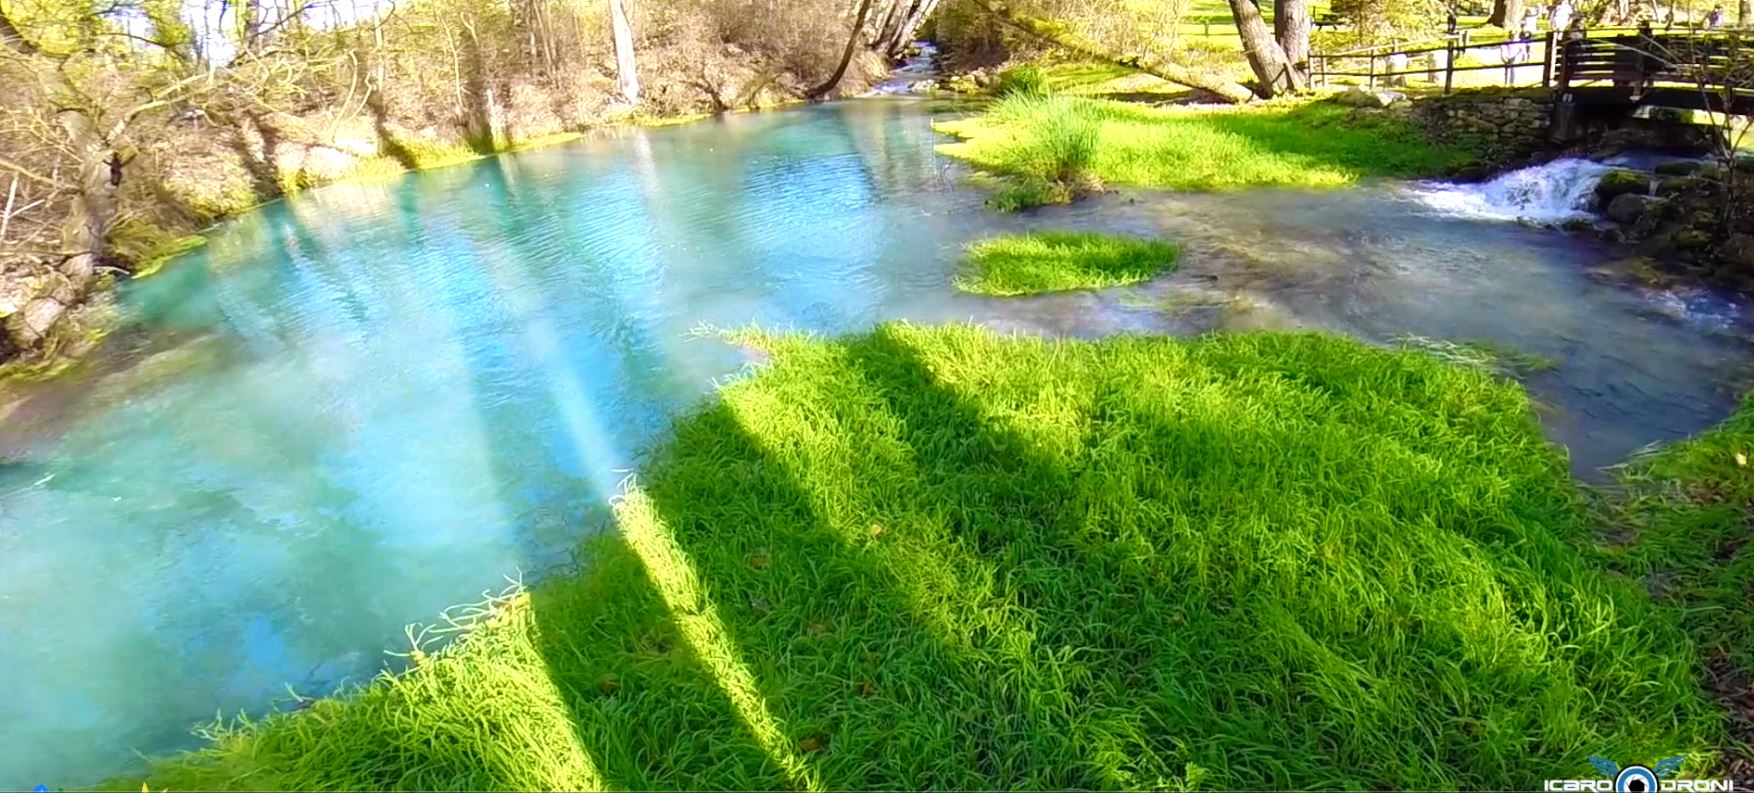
[1309,26,1749,97]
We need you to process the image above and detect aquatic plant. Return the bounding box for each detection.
[955,230,1180,295]
[1393,334,1560,376]
[119,324,1726,790]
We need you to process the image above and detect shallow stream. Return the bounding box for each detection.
[2,98,1749,787]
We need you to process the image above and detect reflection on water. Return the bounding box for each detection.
[0,98,1749,787]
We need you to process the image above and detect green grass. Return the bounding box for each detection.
[956,231,1181,295]
[936,94,1474,206]
[118,323,1730,790]
[1599,397,1754,779]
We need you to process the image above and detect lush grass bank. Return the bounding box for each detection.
[935,94,1474,208]
[956,231,1180,295]
[119,324,1729,790]
[1602,398,1754,781]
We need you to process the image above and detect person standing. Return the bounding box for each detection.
[1551,0,1574,33]
[1706,4,1725,27]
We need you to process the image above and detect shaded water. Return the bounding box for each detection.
[2,98,1750,787]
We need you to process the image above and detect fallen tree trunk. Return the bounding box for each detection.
[968,0,1258,104]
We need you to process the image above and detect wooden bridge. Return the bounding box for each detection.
[1310,27,1751,119]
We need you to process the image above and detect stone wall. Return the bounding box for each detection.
[1403,87,1558,164]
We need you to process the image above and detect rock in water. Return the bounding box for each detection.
[1607,193,1662,224]
[1593,170,1652,207]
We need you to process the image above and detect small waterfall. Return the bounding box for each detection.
[866,42,940,95]
[1409,158,1618,223]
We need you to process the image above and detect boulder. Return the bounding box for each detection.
[1656,176,1704,197]
[1654,159,1710,177]
[1606,192,1662,225]
[1666,228,1713,251]
[1594,170,1652,207]
[1721,233,1754,270]
[1338,85,1405,108]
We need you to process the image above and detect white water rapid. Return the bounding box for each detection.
[1408,157,1619,224]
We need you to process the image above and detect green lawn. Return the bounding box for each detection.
[119,323,1732,790]
[956,231,1181,295]
[936,94,1473,206]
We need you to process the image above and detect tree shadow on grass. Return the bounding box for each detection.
[523,325,1198,789]
[524,324,1721,790]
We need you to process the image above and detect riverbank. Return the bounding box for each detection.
[105,323,1749,789]
[933,90,1478,210]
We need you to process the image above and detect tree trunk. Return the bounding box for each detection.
[809,0,879,98]
[1274,0,1310,80]
[1740,0,1749,26]
[971,0,1257,102]
[608,0,640,103]
[1490,0,1523,26]
[1228,0,1303,97]
[0,7,116,350]
[888,0,941,57]
[875,0,911,53]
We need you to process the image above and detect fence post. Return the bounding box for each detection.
[1368,52,1377,88]
[1445,34,1457,93]
[1541,29,1558,86]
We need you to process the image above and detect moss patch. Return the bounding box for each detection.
[956,230,1180,295]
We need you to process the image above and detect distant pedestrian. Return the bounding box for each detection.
[1551,0,1574,33]
[1706,4,1725,27]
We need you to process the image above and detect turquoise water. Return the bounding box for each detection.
[2,99,1751,787]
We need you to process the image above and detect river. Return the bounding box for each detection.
[1,97,1749,787]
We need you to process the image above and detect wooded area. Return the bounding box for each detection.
[0,0,942,360]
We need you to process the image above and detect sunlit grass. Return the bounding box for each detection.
[119,323,1730,790]
[956,231,1180,295]
[936,94,1475,206]
[1601,396,1754,778]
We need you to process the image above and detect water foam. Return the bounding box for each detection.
[1408,157,1618,224]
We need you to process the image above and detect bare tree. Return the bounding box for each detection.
[810,0,878,98]
[887,0,942,57]
[608,0,640,103]
[0,8,209,349]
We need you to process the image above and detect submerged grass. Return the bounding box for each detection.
[120,324,1729,790]
[936,95,1474,206]
[1393,334,1561,377]
[956,231,1180,296]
